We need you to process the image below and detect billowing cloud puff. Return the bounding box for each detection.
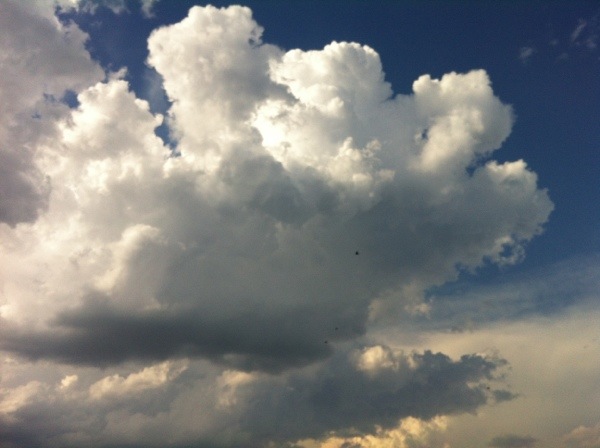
[0,346,509,447]
[0,3,554,446]
[0,0,103,226]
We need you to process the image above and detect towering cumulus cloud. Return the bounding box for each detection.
[0,4,552,447]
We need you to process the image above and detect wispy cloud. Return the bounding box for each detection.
[519,46,536,63]
[570,16,599,51]
[570,19,588,43]
[518,9,600,64]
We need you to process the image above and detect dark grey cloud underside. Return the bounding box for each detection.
[0,297,364,372]
[240,350,513,443]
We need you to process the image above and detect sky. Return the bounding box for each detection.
[0,0,599,447]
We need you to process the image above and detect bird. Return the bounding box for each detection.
[355,251,359,255]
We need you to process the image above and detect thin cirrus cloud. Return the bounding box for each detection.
[0,2,555,446]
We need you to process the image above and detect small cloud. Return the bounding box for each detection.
[570,14,599,52]
[571,19,588,43]
[519,46,536,63]
[89,360,188,400]
[140,0,158,18]
[59,374,78,390]
[489,434,537,448]
[519,10,599,65]
[562,421,600,448]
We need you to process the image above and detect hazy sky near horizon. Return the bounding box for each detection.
[0,1,599,447]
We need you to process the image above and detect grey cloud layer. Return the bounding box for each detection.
[0,296,334,371]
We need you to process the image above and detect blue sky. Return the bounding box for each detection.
[0,1,599,447]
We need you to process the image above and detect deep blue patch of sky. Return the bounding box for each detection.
[62,0,600,281]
